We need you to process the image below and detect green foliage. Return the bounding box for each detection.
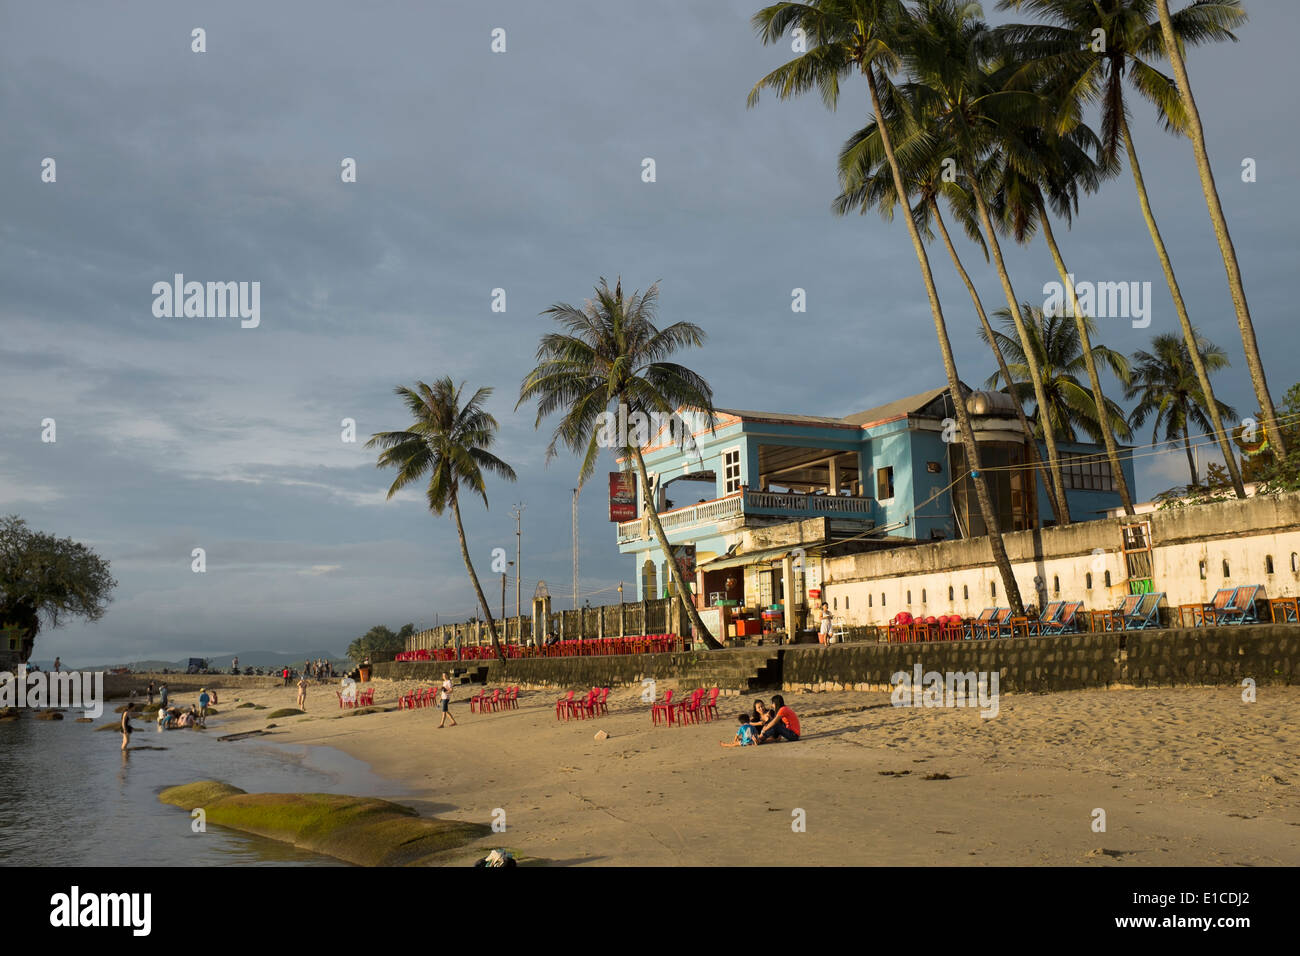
[0,515,117,658]
[346,623,409,663]
[1240,383,1300,486]
[1154,463,1237,510]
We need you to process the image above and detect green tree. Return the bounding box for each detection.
[367,379,516,664]
[517,278,724,648]
[748,0,1026,613]
[1239,383,1300,489]
[0,515,117,663]
[996,0,1251,497]
[1126,332,1236,487]
[346,624,409,663]
[983,304,1133,445]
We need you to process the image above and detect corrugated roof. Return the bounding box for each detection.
[841,385,955,427]
[712,408,857,428]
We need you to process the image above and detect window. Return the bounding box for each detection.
[949,586,954,601]
[1104,570,1111,588]
[991,581,996,598]
[1053,575,1060,595]
[642,559,657,600]
[877,466,895,500]
[1222,559,1230,578]
[881,594,886,607]
[922,589,927,603]
[845,596,850,610]
[1266,555,1275,575]
[907,590,912,604]
[963,585,969,600]
[1086,572,1093,589]
[833,596,837,610]
[868,594,873,608]
[722,448,742,495]
[1198,560,1206,581]
[1293,553,1299,573]
[1059,451,1117,492]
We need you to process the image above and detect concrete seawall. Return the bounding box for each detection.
[374,624,1300,695]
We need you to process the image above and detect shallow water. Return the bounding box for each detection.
[0,708,397,866]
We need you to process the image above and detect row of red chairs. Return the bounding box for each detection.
[397,687,440,710]
[650,687,720,727]
[470,686,519,713]
[336,688,375,708]
[393,634,680,663]
[887,613,971,643]
[554,687,610,720]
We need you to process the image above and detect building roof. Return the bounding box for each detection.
[712,408,859,429]
[840,385,959,428]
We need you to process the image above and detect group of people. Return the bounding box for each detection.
[304,659,334,680]
[721,695,802,747]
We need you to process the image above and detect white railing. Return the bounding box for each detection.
[617,488,873,541]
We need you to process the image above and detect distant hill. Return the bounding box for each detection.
[41,649,348,673]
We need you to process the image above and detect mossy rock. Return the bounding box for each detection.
[114,703,148,713]
[0,708,20,721]
[75,717,93,723]
[97,722,124,731]
[158,783,492,866]
[253,705,268,710]
[266,708,304,718]
[265,723,277,729]
[237,702,257,709]
[336,706,390,718]
[34,710,64,720]
[206,707,219,715]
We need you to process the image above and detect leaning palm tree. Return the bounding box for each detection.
[833,86,1070,524]
[367,379,517,664]
[984,304,1134,447]
[1127,332,1236,487]
[996,0,1253,494]
[749,0,1027,613]
[986,117,1139,513]
[1150,0,1284,460]
[897,0,1074,527]
[517,278,724,649]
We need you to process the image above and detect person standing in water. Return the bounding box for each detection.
[120,707,133,752]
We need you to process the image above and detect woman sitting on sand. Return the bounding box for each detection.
[756,694,801,744]
[746,699,773,736]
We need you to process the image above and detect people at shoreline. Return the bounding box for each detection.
[159,682,168,708]
[146,680,155,707]
[756,694,801,744]
[120,707,132,752]
[198,688,210,718]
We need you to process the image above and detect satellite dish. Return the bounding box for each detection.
[533,580,549,600]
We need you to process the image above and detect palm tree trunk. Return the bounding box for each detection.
[931,198,1065,527]
[631,447,722,649]
[1184,429,1198,488]
[450,492,506,664]
[1121,115,1246,498]
[964,171,1072,527]
[869,69,1024,614]
[1036,209,1136,515]
[1153,0,1286,460]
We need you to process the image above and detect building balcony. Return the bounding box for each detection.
[616,488,874,544]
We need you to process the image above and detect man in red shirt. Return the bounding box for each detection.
[757,694,800,743]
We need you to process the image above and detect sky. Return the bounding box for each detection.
[3,0,1297,665]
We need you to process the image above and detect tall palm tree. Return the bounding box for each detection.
[996,0,1252,494]
[367,379,517,664]
[987,117,1139,513]
[1127,332,1236,487]
[833,87,1070,524]
[748,0,1026,613]
[1151,0,1284,461]
[517,278,723,649]
[898,0,1074,527]
[984,304,1134,447]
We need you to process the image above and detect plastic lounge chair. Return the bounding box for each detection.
[975,608,1010,640]
[966,608,996,640]
[1201,588,1237,626]
[1123,592,1164,630]
[1217,585,1263,625]
[1041,602,1081,635]
[1103,594,1144,631]
[1030,601,1065,635]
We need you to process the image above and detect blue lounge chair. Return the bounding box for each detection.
[1041,601,1082,635]
[1216,585,1264,625]
[1030,600,1065,635]
[1122,592,1164,630]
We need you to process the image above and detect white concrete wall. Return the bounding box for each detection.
[822,492,1300,624]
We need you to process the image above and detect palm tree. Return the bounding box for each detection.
[983,304,1134,447]
[749,0,1027,614]
[367,379,517,664]
[517,278,724,649]
[996,0,1252,495]
[833,85,1070,524]
[1127,332,1236,487]
[1151,0,1284,461]
[986,117,1139,514]
[897,0,1074,527]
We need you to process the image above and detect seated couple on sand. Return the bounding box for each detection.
[721,695,801,747]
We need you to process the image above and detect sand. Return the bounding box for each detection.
[178,677,1300,866]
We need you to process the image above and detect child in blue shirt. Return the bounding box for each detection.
[720,712,756,748]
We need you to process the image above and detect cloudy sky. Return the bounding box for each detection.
[4,1,1297,664]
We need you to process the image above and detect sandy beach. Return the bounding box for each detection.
[181,678,1300,866]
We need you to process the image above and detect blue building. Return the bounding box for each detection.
[616,384,1134,631]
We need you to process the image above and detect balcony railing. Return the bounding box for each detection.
[617,488,873,542]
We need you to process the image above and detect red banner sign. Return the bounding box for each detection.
[609,471,638,522]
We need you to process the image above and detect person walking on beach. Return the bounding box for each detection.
[198,688,210,718]
[296,675,309,710]
[818,603,833,644]
[438,672,457,728]
[159,682,168,708]
[120,707,133,752]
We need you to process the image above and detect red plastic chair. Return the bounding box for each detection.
[555,690,575,720]
[487,688,501,713]
[677,688,706,725]
[571,688,598,719]
[651,689,675,726]
[591,687,610,716]
[701,687,720,722]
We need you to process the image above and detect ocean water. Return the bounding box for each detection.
[0,707,400,866]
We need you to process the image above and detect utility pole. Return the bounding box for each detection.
[572,488,580,611]
[511,502,524,623]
